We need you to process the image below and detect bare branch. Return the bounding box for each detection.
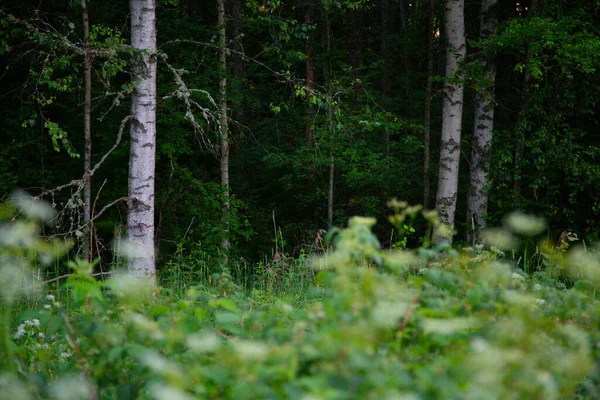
[160,54,221,155]
[41,271,114,285]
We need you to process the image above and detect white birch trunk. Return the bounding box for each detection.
[218,0,230,268]
[466,0,498,244]
[128,0,157,279]
[435,0,466,244]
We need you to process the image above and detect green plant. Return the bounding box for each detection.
[2,199,600,398]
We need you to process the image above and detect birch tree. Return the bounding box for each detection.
[81,0,93,261]
[127,0,157,279]
[466,0,498,244]
[435,0,465,244]
[218,0,230,267]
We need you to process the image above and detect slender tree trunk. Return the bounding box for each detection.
[128,0,157,280]
[305,0,316,147]
[327,113,334,230]
[348,8,364,69]
[423,0,435,209]
[381,0,393,158]
[513,0,538,200]
[82,0,93,261]
[227,0,243,154]
[218,0,230,267]
[466,0,498,244]
[325,14,334,229]
[398,0,406,31]
[435,0,465,244]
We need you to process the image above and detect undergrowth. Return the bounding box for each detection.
[1,197,600,399]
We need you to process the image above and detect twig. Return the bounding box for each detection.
[28,115,130,203]
[62,314,99,400]
[397,297,420,334]
[15,360,44,400]
[216,330,235,340]
[47,196,133,238]
[89,179,107,261]
[160,39,316,92]
[160,55,220,155]
[89,116,131,177]
[182,216,196,241]
[41,271,113,285]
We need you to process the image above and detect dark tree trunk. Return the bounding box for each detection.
[227,0,244,154]
[423,0,435,209]
[348,8,364,69]
[305,0,316,146]
[82,0,93,261]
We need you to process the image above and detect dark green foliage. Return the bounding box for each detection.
[0,0,599,269]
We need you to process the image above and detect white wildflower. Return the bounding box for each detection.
[44,304,51,310]
[233,339,269,361]
[49,374,93,400]
[511,272,525,281]
[13,324,26,339]
[60,352,72,359]
[282,303,293,312]
[46,294,55,301]
[533,284,542,291]
[31,319,40,327]
[471,338,489,353]
[149,384,196,400]
[186,331,221,353]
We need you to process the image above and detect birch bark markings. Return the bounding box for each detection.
[466,0,498,244]
[128,0,157,279]
[435,0,465,244]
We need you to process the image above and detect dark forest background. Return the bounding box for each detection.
[1,0,599,268]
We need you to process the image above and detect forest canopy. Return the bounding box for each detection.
[0,0,599,270]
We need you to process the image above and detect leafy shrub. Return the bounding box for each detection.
[1,197,600,399]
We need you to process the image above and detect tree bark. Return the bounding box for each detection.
[82,0,93,261]
[305,0,315,147]
[423,0,435,209]
[218,0,230,267]
[381,0,394,159]
[227,0,244,153]
[466,0,498,244]
[348,8,364,69]
[435,0,466,244]
[325,14,334,230]
[513,0,538,200]
[128,0,157,280]
[327,117,334,230]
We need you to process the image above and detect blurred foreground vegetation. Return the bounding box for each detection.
[1,198,600,399]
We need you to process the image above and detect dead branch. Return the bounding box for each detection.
[41,271,114,285]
